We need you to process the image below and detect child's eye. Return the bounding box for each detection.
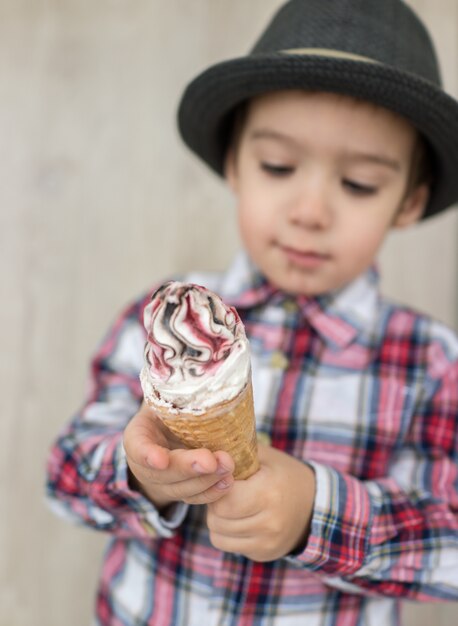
[343,179,378,195]
[260,162,295,177]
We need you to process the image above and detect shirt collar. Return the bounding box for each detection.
[219,251,380,349]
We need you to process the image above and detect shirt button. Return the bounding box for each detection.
[283,299,299,314]
[257,432,272,446]
[270,351,289,369]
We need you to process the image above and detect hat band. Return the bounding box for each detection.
[281,48,380,64]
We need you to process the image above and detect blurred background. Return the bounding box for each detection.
[1,1,457,624]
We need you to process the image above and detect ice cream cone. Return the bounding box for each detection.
[140,281,260,480]
[145,380,259,480]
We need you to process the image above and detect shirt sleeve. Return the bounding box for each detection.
[45,295,189,540]
[288,358,458,602]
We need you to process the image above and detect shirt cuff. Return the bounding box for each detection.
[111,439,189,538]
[287,461,372,575]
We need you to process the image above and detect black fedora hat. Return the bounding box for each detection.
[177,0,458,219]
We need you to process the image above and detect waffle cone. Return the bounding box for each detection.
[146,381,259,480]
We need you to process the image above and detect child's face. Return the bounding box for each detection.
[226,91,428,296]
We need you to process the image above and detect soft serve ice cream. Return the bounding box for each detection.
[140,281,251,414]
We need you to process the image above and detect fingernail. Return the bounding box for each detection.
[192,462,206,474]
[217,463,231,476]
[216,479,231,490]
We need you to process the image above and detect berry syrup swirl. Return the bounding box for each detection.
[144,282,243,384]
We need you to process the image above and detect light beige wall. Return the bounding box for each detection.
[1,1,456,625]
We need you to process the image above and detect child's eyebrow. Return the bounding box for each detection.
[345,152,401,171]
[249,129,401,171]
[249,129,299,148]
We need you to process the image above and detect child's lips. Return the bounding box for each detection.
[280,245,331,269]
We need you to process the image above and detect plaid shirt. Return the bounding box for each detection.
[46,252,458,626]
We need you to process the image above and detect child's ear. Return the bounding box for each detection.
[393,183,429,228]
[224,147,239,194]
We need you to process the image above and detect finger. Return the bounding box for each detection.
[213,450,235,475]
[209,472,263,519]
[207,507,260,537]
[129,405,187,451]
[127,448,234,506]
[125,414,207,474]
[208,531,258,558]
[146,447,221,483]
[173,473,235,505]
[144,443,171,470]
[124,413,174,469]
[123,421,168,469]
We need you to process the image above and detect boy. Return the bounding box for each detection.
[47,1,458,625]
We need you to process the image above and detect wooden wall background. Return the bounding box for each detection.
[1,1,457,624]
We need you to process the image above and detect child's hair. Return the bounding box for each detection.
[409,134,434,193]
[177,0,458,219]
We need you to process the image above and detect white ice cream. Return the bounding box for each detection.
[140,281,250,414]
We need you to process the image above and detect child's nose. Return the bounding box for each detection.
[288,180,332,230]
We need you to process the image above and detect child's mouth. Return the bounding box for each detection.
[280,245,331,269]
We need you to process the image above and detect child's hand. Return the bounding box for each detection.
[206,444,316,562]
[123,402,235,510]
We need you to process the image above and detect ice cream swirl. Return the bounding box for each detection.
[140,282,251,413]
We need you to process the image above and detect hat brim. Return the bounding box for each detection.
[177,54,458,219]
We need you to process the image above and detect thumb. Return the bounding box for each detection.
[123,408,171,470]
